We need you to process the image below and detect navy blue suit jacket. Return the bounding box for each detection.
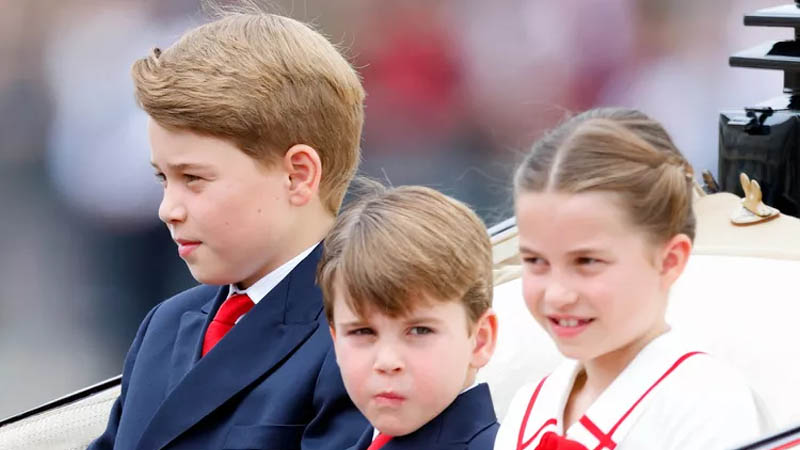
[346,383,499,450]
[89,245,367,450]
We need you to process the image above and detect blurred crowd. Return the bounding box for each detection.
[0,0,787,418]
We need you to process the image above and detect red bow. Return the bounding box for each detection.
[535,431,589,450]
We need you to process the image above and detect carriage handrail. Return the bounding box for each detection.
[733,422,800,449]
[0,375,121,428]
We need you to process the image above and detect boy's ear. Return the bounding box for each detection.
[328,324,337,340]
[328,325,341,365]
[658,233,692,290]
[282,144,322,207]
[470,309,498,370]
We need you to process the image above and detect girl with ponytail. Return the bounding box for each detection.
[494,108,770,450]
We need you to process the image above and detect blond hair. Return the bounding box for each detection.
[318,185,493,328]
[131,13,365,213]
[515,107,696,242]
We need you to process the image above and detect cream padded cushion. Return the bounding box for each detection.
[0,384,119,450]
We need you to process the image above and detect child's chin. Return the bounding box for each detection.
[186,266,238,286]
[370,418,421,438]
[555,343,593,361]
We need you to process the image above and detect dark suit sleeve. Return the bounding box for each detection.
[301,346,368,450]
[87,304,161,450]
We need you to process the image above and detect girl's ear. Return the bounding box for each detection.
[658,234,692,290]
[470,309,499,369]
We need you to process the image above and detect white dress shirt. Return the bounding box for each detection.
[227,243,319,322]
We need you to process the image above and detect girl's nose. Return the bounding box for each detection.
[542,280,579,310]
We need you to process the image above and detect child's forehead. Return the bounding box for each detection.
[517,191,641,243]
[150,122,238,159]
[337,292,464,321]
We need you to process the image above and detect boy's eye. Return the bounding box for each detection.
[154,172,166,185]
[408,326,433,336]
[347,328,375,336]
[183,174,202,183]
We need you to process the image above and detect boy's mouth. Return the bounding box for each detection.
[175,239,202,257]
[374,391,406,406]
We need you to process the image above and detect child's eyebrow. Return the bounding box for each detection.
[337,320,370,328]
[566,247,605,255]
[150,161,212,171]
[404,316,445,325]
[520,244,607,256]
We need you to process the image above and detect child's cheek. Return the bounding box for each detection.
[337,348,367,396]
[521,275,544,310]
[412,345,450,397]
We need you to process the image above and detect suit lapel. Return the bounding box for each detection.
[166,288,227,392]
[136,246,325,450]
[345,426,374,450]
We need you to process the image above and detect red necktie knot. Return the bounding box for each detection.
[202,293,254,356]
[367,433,392,450]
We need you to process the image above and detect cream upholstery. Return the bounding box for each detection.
[0,382,119,450]
[693,192,800,259]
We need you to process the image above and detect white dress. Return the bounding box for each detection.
[494,331,772,450]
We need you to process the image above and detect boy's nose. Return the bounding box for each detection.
[158,188,187,224]
[373,343,404,374]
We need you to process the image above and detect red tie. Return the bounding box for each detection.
[367,433,392,450]
[202,293,254,356]
[535,432,588,450]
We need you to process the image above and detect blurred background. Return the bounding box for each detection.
[0,0,789,418]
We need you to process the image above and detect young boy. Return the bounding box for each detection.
[317,185,500,450]
[89,11,368,450]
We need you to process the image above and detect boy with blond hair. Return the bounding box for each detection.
[90,11,368,450]
[318,185,500,450]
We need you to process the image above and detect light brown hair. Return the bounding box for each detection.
[131,12,365,213]
[515,107,696,243]
[318,185,493,328]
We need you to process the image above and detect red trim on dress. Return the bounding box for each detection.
[772,438,800,450]
[517,376,550,450]
[579,416,616,450]
[516,351,705,450]
[607,351,704,437]
[522,420,558,450]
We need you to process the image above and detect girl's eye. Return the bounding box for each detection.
[522,257,549,274]
[347,328,375,336]
[184,174,202,183]
[154,172,166,184]
[522,256,546,265]
[577,257,601,265]
[409,326,433,336]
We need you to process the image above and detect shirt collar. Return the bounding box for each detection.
[227,242,319,304]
